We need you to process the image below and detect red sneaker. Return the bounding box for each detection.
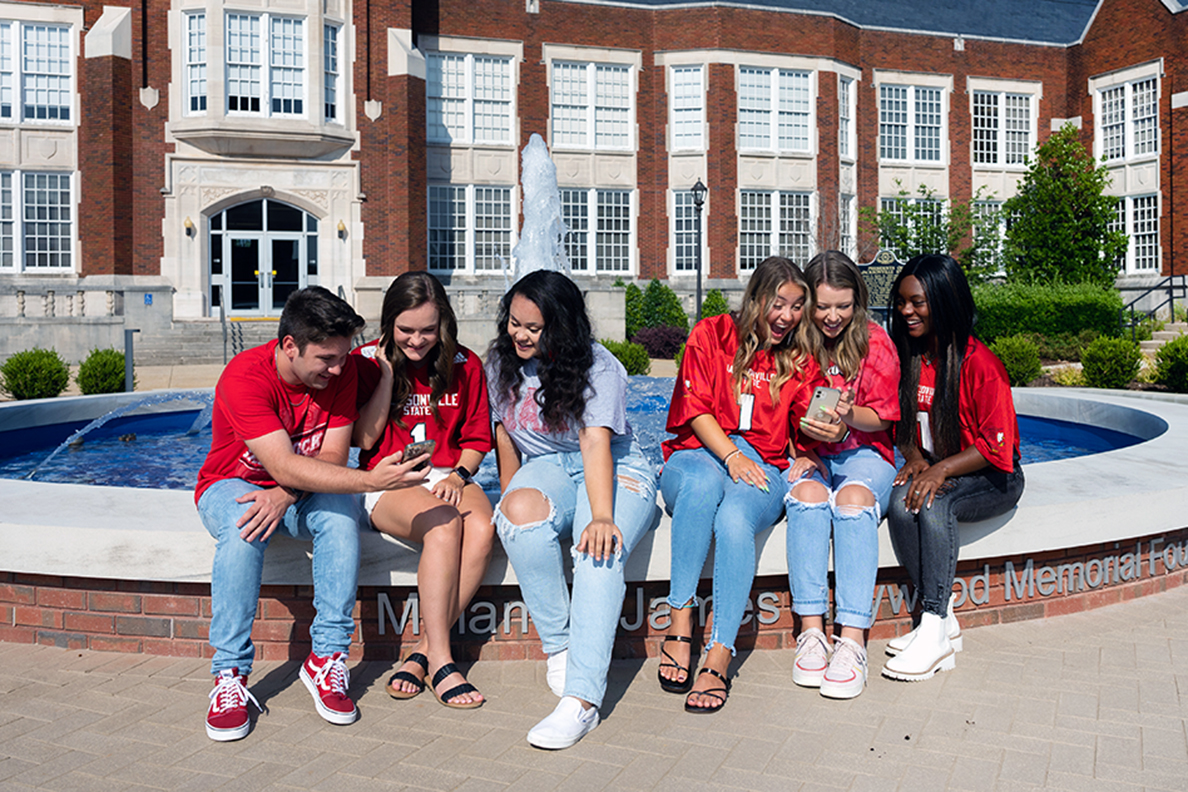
[206,669,259,741]
[300,652,357,725]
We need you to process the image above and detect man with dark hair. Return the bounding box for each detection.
[196,286,428,742]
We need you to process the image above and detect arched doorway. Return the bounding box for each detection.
[208,199,319,316]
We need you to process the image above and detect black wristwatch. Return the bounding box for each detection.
[452,465,474,485]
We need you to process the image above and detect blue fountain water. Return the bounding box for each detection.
[0,378,1142,490]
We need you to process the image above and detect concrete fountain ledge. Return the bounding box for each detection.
[1,387,1187,660]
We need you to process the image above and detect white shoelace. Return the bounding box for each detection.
[830,638,866,675]
[796,630,829,664]
[209,672,261,713]
[313,653,350,694]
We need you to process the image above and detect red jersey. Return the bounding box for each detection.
[818,322,900,465]
[662,313,824,469]
[195,339,359,503]
[353,341,493,471]
[916,337,1019,473]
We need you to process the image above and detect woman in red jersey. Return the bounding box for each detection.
[354,272,494,709]
[657,255,824,713]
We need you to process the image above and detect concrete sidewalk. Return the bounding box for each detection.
[1,585,1186,791]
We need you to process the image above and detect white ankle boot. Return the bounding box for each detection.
[881,613,955,681]
[886,593,963,656]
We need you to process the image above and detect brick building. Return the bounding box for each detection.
[0,0,1183,357]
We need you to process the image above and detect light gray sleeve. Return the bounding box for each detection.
[580,344,629,435]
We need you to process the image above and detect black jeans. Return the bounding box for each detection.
[887,462,1024,617]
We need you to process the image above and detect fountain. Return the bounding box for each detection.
[509,133,570,285]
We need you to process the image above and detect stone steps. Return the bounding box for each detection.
[131,320,279,365]
[1139,322,1188,355]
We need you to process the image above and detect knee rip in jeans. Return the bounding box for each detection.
[784,491,830,511]
[833,483,880,521]
[493,489,555,544]
[616,472,652,500]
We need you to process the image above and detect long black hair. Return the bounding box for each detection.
[889,254,976,461]
[489,270,595,433]
[377,271,458,426]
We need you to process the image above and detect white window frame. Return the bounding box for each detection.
[877,83,946,165]
[1114,194,1161,274]
[224,12,307,119]
[878,194,946,260]
[669,64,704,151]
[738,190,814,271]
[426,51,514,146]
[550,60,633,151]
[0,170,75,272]
[971,90,1035,169]
[184,12,207,116]
[738,66,813,154]
[323,23,339,124]
[671,189,705,275]
[0,20,74,125]
[1090,62,1162,164]
[838,193,856,259]
[561,187,635,274]
[427,184,515,274]
[838,75,855,161]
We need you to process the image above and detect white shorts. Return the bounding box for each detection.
[364,465,453,516]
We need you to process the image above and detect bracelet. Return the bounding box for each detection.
[722,449,743,466]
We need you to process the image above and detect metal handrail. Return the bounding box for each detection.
[1117,275,1188,342]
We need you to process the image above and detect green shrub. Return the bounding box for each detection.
[989,335,1042,387]
[1023,330,1099,362]
[1155,335,1188,393]
[0,347,70,400]
[640,279,690,331]
[76,347,131,395]
[1050,365,1086,387]
[1080,337,1141,389]
[625,283,645,339]
[700,289,731,320]
[674,342,686,370]
[972,282,1122,345]
[601,339,650,376]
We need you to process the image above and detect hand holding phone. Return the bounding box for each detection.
[806,387,842,423]
[402,439,436,471]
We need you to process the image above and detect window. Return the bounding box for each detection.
[878,195,944,258]
[739,191,813,270]
[879,84,942,163]
[552,61,631,150]
[670,65,703,150]
[185,13,206,113]
[972,91,1032,166]
[1117,194,1160,273]
[673,190,701,272]
[225,13,305,117]
[838,76,854,160]
[561,188,633,272]
[838,194,855,259]
[1099,77,1159,162]
[323,24,338,122]
[427,52,513,145]
[738,67,811,152]
[427,185,512,272]
[0,22,72,122]
[0,171,72,270]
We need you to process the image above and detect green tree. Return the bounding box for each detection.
[1002,124,1127,287]
[640,279,689,331]
[624,282,644,339]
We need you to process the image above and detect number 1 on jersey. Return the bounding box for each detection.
[410,422,427,443]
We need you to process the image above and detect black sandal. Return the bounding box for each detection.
[684,666,731,714]
[657,635,695,694]
[386,652,429,700]
[430,662,484,710]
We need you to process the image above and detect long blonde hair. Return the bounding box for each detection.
[732,256,809,405]
[800,250,870,382]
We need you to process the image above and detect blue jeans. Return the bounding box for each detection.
[887,461,1025,617]
[661,437,787,654]
[198,478,363,676]
[785,446,896,629]
[493,438,658,708]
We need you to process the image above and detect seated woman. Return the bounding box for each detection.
[882,254,1024,681]
[657,255,823,713]
[488,270,657,750]
[354,271,494,708]
[786,250,900,700]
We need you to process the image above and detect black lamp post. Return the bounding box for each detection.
[691,178,707,321]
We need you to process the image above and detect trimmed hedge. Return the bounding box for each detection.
[972,282,1122,344]
[700,289,731,319]
[624,283,645,340]
[1155,335,1188,393]
[1080,336,1141,389]
[601,339,650,376]
[76,347,131,395]
[0,347,70,400]
[989,335,1042,387]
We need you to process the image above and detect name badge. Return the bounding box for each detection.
[739,393,755,432]
[917,411,933,454]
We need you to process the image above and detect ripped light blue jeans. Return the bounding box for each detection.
[494,437,658,708]
[785,446,895,629]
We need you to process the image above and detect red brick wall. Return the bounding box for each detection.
[79,53,133,276]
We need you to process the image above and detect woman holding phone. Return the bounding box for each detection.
[487,269,657,750]
[354,271,494,709]
[785,251,900,699]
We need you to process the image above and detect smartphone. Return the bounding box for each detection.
[402,439,436,471]
[805,387,842,423]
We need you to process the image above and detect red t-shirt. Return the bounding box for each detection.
[195,339,359,503]
[662,313,824,469]
[352,341,493,471]
[916,337,1019,473]
[817,322,901,465]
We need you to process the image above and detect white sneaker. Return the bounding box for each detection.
[819,636,867,700]
[527,696,599,750]
[882,613,956,681]
[546,650,567,697]
[792,628,831,688]
[886,594,963,656]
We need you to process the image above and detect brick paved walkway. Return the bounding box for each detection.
[1,584,1186,791]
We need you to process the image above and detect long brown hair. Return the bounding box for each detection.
[800,250,870,382]
[732,256,809,405]
[378,271,458,426]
